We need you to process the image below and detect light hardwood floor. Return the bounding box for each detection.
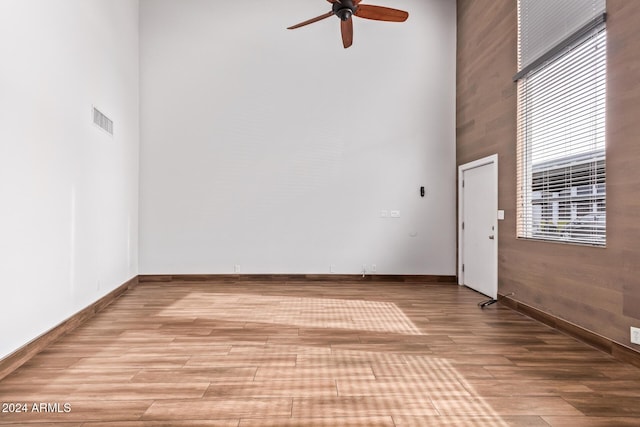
[1,278,640,426]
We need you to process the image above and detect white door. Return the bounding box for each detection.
[459,155,498,299]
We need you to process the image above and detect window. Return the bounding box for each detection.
[516,0,606,246]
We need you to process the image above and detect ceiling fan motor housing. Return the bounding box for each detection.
[332,0,356,21]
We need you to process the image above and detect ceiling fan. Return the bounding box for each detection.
[287,0,409,49]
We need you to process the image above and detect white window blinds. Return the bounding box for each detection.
[516,0,606,246]
[518,0,606,71]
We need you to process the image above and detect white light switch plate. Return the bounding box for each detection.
[498,210,505,220]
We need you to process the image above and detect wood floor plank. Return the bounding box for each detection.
[229,344,329,356]
[238,416,395,426]
[460,379,593,397]
[70,355,190,369]
[186,354,297,367]
[431,396,583,416]
[392,415,551,427]
[204,379,338,398]
[1,279,639,424]
[370,358,496,380]
[336,378,472,398]
[292,395,439,417]
[483,365,610,381]
[69,382,210,401]
[0,400,152,424]
[141,398,292,420]
[580,380,640,397]
[0,423,82,427]
[83,422,240,427]
[542,416,640,426]
[295,351,408,367]
[560,396,640,417]
[0,368,140,386]
[255,366,376,380]
[131,367,257,383]
[0,382,80,400]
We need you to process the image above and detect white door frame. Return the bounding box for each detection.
[458,154,498,297]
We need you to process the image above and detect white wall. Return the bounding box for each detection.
[139,0,457,275]
[0,0,139,359]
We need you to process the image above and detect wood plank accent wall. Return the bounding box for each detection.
[457,0,640,354]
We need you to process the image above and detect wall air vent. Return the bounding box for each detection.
[93,107,113,135]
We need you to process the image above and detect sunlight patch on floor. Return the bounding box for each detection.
[159,292,423,335]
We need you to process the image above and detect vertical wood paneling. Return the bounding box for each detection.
[457,0,640,353]
[607,2,640,328]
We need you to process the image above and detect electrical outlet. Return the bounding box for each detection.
[330,264,335,273]
[234,265,240,273]
[390,210,400,218]
[371,264,377,273]
[631,327,640,345]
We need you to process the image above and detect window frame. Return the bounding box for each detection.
[515,6,607,247]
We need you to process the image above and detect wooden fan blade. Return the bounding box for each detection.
[354,4,408,22]
[287,11,334,30]
[341,17,353,48]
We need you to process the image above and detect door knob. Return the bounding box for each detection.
[488,235,495,240]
